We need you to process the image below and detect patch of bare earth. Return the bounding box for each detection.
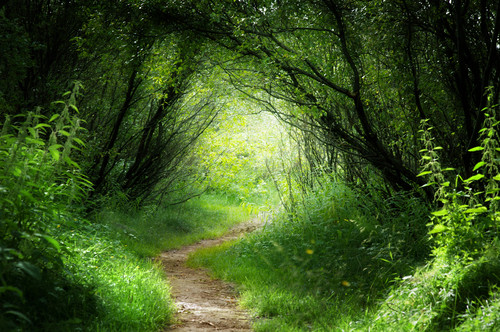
[159,217,263,331]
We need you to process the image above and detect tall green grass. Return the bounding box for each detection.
[53,221,175,332]
[189,181,432,331]
[55,192,259,331]
[96,193,258,257]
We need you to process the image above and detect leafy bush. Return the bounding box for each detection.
[390,93,500,330]
[0,84,94,330]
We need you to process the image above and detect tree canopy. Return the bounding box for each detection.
[2,0,498,201]
[1,0,500,330]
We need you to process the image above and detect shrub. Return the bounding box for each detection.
[0,83,94,330]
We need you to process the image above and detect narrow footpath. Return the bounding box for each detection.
[159,218,263,331]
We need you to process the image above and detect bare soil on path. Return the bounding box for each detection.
[159,217,264,331]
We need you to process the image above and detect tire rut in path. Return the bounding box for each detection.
[159,219,263,331]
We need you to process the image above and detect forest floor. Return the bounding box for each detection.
[158,217,264,331]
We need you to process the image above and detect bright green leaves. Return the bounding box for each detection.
[48,144,63,161]
[192,104,285,204]
[11,167,22,177]
[472,161,486,171]
[464,173,485,183]
[468,146,484,152]
[429,223,447,234]
[0,83,90,325]
[49,113,60,122]
[418,97,500,256]
[431,209,448,217]
[464,205,488,214]
[417,170,432,177]
[38,234,62,252]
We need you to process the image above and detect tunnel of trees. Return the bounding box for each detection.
[1,0,499,330]
[2,0,498,202]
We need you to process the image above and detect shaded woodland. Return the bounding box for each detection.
[1,0,500,330]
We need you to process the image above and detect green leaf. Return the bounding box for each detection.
[72,137,85,147]
[0,285,23,298]
[14,261,41,280]
[465,206,488,214]
[493,174,500,181]
[432,209,448,217]
[34,123,51,130]
[27,127,36,137]
[12,167,22,177]
[465,174,485,182]
[69,104,79,113]
[468,146,484,152]
[48,144,62,161]
[5,310,31,324]
[429,224,447,234]
[25,137,45,145]
[64,155,80,168]
[49,114,60,122]
[473,161,486,171]
[417,170,432,177]
[20,190,35,202]
[41,234,61,252]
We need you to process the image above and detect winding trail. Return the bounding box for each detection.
[159,217,264,331]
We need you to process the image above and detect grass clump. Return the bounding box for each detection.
[58,222,175,331]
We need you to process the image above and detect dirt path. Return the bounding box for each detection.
[158,217,264,331]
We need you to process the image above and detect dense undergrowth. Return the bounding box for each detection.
[190,104,500,331]
[191,181,500,331]
[0,88,258,331]
[189,181,432,331]
[1,191,255,331]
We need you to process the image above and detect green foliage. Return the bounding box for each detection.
[189,178,431,330]
[58,222,175,331]
[355,241,500,331]
[191,104,284,205]
[96,193,256,257]
[183,0,500,193]
[389,94,500,330]
[0,83,174,331]
[0,84,94,330]
[418,97,500,256]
